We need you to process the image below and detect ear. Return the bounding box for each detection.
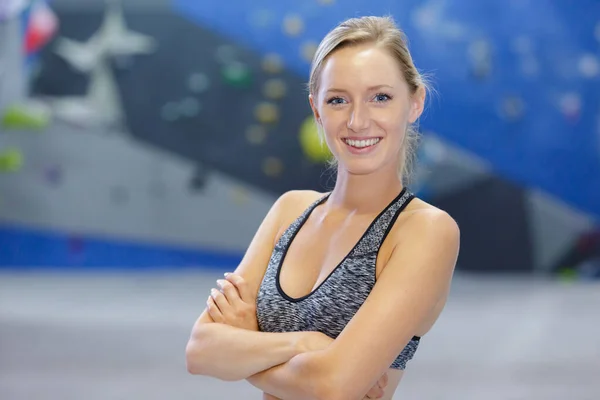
[309,94,322,125]
[408,86,426,124]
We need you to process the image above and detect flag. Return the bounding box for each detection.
[23,0,58,54]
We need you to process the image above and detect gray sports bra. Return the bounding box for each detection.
[256,188,420,370]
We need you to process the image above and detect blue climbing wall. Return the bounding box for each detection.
[174,0,600,219]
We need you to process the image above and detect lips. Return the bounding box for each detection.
[342,137,381,149]
[341,137,382,155]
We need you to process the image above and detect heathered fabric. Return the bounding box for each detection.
[256,188,420,370]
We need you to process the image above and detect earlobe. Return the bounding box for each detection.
[309,94,321,124]
[409,87,426,123]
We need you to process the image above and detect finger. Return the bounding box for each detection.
[364,389,383,399]
[206,296,223,323]
[224,273,254,303]
[210,288,230,313]
[216,279,243,306]
[379,372,389,388]
[364,384,384,399]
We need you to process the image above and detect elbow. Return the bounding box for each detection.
[185,336,208,375]
[184,325,213,376]
[184,327,242,381]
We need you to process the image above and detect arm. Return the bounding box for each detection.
[244,210,460,400]
[185,191,325,381]
[186,315,311,381]
[246,350,331,400]
[250,358,388,400]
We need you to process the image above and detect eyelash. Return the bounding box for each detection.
[326,93,393,105]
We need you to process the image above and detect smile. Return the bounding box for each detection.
[342,137,381,149]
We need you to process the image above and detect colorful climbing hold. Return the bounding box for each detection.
[231,186,249,205]
[221,61,253,89]
[161,102,180,122]
[254,102,279,124]
[499,95,526,122]
[188,72,210,93]
[43,164,63,186]
[262,156,283,177]
[246,125,267,144]
[179,97,201,117]
[0,148,24,172]
[282,14,304,37]
[300,41,318,63]
[263,78,287,100]
[578,54,599,78]
[558,267,578,283]
[298,116,331,163]
[1,102,51,130]
[215,45,237,64]
[262,53,284,74]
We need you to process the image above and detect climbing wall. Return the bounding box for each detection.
[1,1,598,274]
[173,0,600,219]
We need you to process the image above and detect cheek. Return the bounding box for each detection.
[319,114,344,140]
[320,120,340,152]
[374,112,406,137]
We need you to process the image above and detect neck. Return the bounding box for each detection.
[327,165,404,215]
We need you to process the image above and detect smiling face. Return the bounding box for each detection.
[310,43,424,177]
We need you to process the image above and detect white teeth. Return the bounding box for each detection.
[344,138,380,148]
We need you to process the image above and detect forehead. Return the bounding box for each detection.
[319,44,405,90]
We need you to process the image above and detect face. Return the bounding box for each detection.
[310,44,425,176]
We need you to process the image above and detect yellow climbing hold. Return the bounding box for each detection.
[298,116,331,163]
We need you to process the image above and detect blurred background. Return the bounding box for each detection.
[1,0,599,399]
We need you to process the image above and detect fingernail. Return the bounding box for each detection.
[216,279,225,287]
[224,272,230,277]
[211,288,218,295]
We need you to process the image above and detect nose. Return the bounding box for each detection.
[347,103,370,133]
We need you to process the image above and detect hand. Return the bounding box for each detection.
[364,372,389,399]
[206,272,258,331]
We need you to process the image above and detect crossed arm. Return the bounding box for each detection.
[185,193,460,400]
[186,277,388,400]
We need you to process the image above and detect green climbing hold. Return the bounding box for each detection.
[558,267,578,283]
[221,61,253,89]
[1,103,51,131]
[0,148,24,172]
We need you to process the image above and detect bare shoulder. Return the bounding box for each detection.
[275,189,325,209]
[273,189,326,230]
[380,197,459,334]
[401,197,459,235]
[391,197,460,258]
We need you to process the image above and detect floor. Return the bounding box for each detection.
[0,270,598,400]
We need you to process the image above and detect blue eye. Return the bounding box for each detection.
[374,93,391,102]
[327,97,346,105]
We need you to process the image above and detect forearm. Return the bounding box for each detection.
[247,351,334,400]
[185,322,304,381]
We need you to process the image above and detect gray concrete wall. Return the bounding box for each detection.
[0,122,276,251]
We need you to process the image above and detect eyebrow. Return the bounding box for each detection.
[325,84,394,93]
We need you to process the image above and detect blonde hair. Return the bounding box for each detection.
[308,15,430,184]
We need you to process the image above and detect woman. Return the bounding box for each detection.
[186,15,460,400]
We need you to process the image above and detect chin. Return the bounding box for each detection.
[339,160,382,176]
